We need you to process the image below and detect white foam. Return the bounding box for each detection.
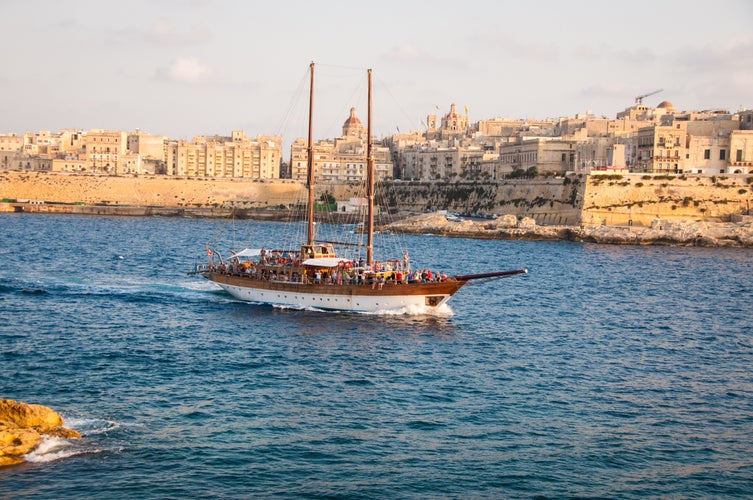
[23,436,84,464]
[65,417,121,435]
[23,416,124,464]
[362,302,455,317]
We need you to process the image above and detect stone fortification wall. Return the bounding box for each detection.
[0,171,357,208]
[2,171,751,226]
[385,179,582,225]
[581,173,753,226]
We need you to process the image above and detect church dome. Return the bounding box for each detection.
[343,107,362,127]
[657,100,676,111]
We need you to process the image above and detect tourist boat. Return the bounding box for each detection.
[193,63,526,313]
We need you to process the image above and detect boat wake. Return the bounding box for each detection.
[364,302,455,317]
[2,274,233,307]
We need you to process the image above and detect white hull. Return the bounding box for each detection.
[214,281,453,313]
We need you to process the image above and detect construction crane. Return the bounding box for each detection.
[635,89,663,105]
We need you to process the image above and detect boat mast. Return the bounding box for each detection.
[306,62,315,246]
[366,68,374,267]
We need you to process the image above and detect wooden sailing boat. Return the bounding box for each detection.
[195,63,526,313]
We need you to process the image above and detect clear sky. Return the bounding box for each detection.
[1,0,752,143]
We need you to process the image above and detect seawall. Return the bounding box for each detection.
[1,171,751,225]
[0,171,341,208]
[580,173,752,226]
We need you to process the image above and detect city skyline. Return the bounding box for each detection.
[1,0,752,143]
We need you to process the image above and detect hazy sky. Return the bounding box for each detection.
[1,0,752,143]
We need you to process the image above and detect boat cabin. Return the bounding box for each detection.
[300,244,336,260]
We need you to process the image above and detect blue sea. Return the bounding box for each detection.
[1,213,752,498]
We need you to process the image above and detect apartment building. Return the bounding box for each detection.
[624,116,741,174]
[398,141,491,181]
[289,138,393,183]
[495,138,576,176]
[729,111,753,174]
[170,131,282,179]
[84,129,128,174]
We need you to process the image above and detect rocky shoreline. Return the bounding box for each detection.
[0,399,80,466]
[383,213,753,248]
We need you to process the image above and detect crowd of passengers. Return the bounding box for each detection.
[207,257,449,286]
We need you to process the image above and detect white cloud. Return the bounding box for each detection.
[160,57,213,84]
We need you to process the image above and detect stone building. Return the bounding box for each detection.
[625,116,740,174]
[495,138,576,176]
[51,157,88,173]
[169,131,282,179]
[399,141,491,181]
[289,108,393,183]
[728,130,753,174]
[127,130,169,174]
[426,103,469,141]
[0,133,24,169]
[477,117,527,138]
[84,129,128,174]
[731,110,753,174]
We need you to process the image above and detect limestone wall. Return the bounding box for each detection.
[2,171,751,226]
[384,178,582,225]
[581,173,753,226]
[0,171,358,208]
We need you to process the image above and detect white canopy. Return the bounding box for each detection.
[302,257,350,268]
[229,248,262,259]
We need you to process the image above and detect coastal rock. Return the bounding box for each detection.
[484,214,518,229]
[385,212,753,248]
[0,399,81,467]
[518,216,537,228]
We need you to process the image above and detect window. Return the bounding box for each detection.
[720,150,726,160]
[737,149,743,162]
[704,149,711,160]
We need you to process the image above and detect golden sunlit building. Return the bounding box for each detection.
[169,131,282,179]
[84,129,128,174]
[289,108,393,183]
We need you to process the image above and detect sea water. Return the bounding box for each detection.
[1,214,752,498]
